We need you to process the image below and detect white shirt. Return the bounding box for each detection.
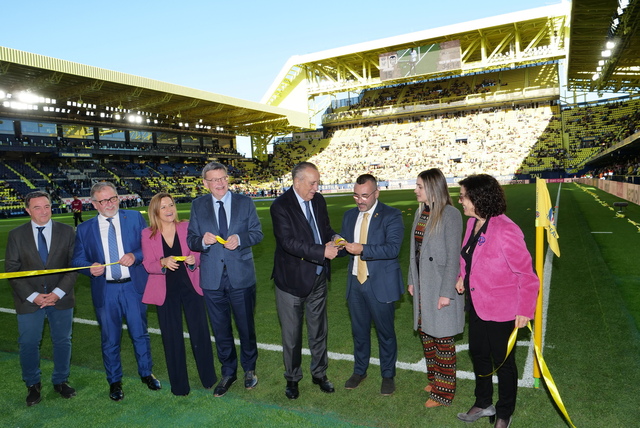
[294,191,321,242]
[351,200,378,277]
[27,220,65,302]
[98,211,131,280]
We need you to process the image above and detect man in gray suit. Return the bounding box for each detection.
[339,174,404,395]
[5,191,77,406]
[187,162,263,397]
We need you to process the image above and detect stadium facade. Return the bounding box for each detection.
[1,1,639,216]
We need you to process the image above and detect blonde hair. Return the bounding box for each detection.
[417,168,453,234]
[148,192,180,238]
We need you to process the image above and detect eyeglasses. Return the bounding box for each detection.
[353,191,377,201]
[204,176,228,183]
[94,196,119,206]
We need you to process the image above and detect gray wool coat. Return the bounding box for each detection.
[408,204,464,338]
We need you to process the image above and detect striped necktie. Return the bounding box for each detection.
[106,218,122,280]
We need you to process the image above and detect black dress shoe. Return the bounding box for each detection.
[244,371,258,389]
[109,381,124,401]
[213,375,237,397]
[312,376,335,393]
[26,382,42,406]
[141,374,162,390]
[53,382,76,398]
[285,380,299,400]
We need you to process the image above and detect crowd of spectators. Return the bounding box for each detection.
[2,81,640,215]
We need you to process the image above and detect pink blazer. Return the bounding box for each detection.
[141,221,202,305]
[459,214,539,321]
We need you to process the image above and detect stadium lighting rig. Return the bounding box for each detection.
[591,0,638,92]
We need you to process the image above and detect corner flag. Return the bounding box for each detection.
[536,178,560,257]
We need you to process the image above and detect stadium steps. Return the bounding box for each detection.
[1,162,36,189]
[25,162,52,183]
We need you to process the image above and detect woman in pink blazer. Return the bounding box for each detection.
[454,175,539,428]
[142,192,216,396]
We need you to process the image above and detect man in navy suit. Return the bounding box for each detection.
[5,191,77,406]
[187,162,263,397]
[72,182,161,401]
[270,162,339,400]
[340,174,404,395]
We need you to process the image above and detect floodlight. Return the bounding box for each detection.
[606,41,616,50]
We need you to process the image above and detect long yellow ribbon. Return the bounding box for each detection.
[527,323,577,428]
[0,256,191,280]
[479,322,576,428]
[0,262,119,280]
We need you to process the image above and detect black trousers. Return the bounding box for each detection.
[468,303,517,420]
[157,278,216,396]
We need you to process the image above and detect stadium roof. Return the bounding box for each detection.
[264,1,640,111]
[567,0,640,93]
[0,46,310,137]
[263,4,570,109]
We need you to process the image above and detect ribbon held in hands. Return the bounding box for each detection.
[0,262,119,280]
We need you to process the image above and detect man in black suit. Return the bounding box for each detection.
[270,162,339,400]
[5,191,77,406]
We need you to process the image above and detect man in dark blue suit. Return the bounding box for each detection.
[340,174,404,395]
[270,162,339,400]
[187,162,263,397]
[72,182,161,401]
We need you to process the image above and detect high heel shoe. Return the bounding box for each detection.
[456,405,496,423]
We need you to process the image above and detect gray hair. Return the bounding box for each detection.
[90,181,118,200]
[202,161,228,179]
[292,162,318,181]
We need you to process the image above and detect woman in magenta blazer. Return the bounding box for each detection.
[142,192,216,396]
[454,175,539,428]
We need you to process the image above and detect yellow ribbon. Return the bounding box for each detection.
[334,237,347,247]
[479,325,519,378]
[479,323,576,428]
[0,262,119,280]
[527,323,577,428]
[1,257,191,280]
[215,236,227,244]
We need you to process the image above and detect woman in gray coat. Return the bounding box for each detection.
[407,168,463,408]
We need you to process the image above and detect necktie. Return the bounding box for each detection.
[37,226,48,265]
[304,200,323,274]
[304,200,321,244]
[106,218,122,280]
[217,201,228,239]
[357,213,370,284]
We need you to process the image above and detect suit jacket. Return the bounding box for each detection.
[459,214,539,322]
[340,201,404,303]
[270,187,336,297]
[5,221,77,314]
[141,221,202,305]
[72,210,148,308]
[408,204,464,337]
[187,192,263,290]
